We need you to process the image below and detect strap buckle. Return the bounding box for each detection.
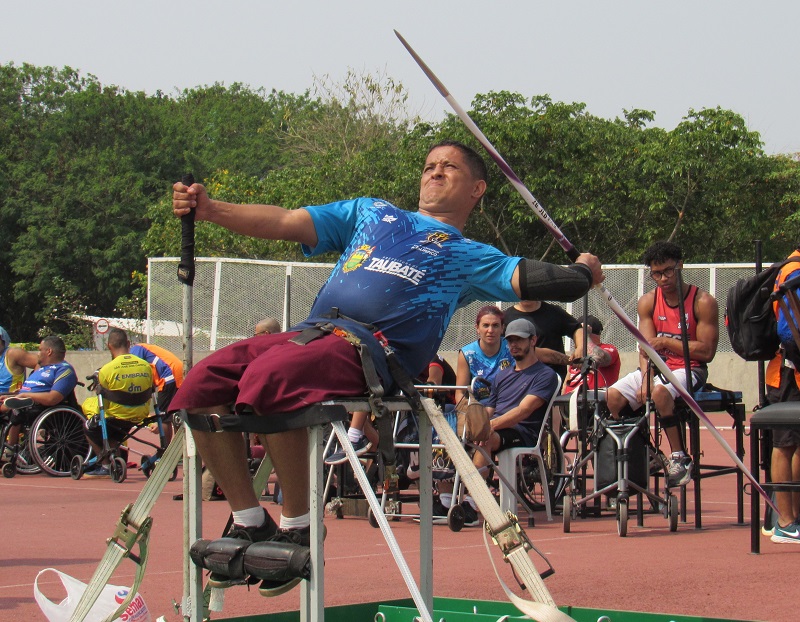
[484,512,531,559]
[108,504,153,565]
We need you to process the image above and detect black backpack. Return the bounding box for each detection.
[725,257,800,361]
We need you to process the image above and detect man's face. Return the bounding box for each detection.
[37,341,54,366]
[506,335,534,361]
[418,146,484,213]
[648,259,682,293]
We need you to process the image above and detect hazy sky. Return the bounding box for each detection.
[3,1,798,155]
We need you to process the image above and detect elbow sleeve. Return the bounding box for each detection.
[518,259,593,302]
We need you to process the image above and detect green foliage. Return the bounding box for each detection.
[1,61,799,343]
[36,277,92,349]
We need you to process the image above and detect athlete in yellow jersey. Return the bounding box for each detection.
[81,328,154,478]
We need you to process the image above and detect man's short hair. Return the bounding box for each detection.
[582,315,604,335]
[427,140,488,182]
[41,335,67,358]
[107,327,130,349]
[254,317,281,336]
[642,241,682,267]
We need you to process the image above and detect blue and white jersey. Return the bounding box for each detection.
[460,339,514,402]
[296,198,521,382]
[19,361,77,398]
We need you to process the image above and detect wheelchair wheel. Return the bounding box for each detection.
[2,462,16,478]
[28,406,91,477]
[617,498,628,537]
[562,494,572,533]
[516,427,566,511]
[668,494,679,532]
[367,506,379,529]
[70,455,84,480]
[447,503,465,532]
[110,456,127,483]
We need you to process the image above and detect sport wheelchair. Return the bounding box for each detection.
[70,373,177,483]
[2,395,91,478]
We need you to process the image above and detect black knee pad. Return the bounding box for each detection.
[243,541,311,582]
[190,538,250,580]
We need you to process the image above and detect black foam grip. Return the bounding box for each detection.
[566,246,581,262]
[177,173,196,285]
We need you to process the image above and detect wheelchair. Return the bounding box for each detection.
[70,374,177,483]
[2,395,91,478]
[558,364,680,537]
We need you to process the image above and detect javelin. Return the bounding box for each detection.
[394,29,776,512]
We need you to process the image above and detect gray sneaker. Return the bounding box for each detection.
[666,452,693,488]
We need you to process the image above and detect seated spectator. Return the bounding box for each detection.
[503,300,586,381]
[254,317,282,336]
[473,318,559,496]
[81,328,155,478]
[324,355,454,467]
[0,336,79,453]
[455,306,513,404]
[563,314,621,393]
[0,325,38,397]
[605,241,718,488]
[129,339,184,444]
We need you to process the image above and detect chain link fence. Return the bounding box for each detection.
[147,258,759,355]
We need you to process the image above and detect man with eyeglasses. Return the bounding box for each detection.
[606,241,719,487]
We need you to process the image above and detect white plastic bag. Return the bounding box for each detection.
[34,568,151,622]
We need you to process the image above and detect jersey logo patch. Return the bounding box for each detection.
[343,245,375,273]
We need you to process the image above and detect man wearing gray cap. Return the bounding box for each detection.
[473,318,560,479]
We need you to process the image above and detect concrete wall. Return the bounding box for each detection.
[66,350,764,414]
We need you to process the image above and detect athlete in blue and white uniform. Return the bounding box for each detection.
[169,141,602,583]
[293,197,521,386]
[456,306,513,404]
[0,336,78,452]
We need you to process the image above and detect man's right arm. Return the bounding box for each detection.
[172,181,318,248]
[7,347,38,373]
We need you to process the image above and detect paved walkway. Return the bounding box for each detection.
[1,418,795,622]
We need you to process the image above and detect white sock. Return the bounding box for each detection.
[232,506,265,527]
[439,493,452,508]
[347,428,364,443]
[280,512,310,530]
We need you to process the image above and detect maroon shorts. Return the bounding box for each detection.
[170,332,368,416]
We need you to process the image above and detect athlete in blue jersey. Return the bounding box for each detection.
[0,336,78,452]
[170,140,603,595]
[455,306,513,405]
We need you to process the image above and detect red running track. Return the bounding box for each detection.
[1,415,795,622]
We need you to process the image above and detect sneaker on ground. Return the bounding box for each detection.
[460,501,481,527]
[414,496,450,525]
[770,519,800,544]
[666,452,693,488]
[324,436,372,466]
[207,509,279,588]
[83,465,111,479]
[761,525,775,537]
